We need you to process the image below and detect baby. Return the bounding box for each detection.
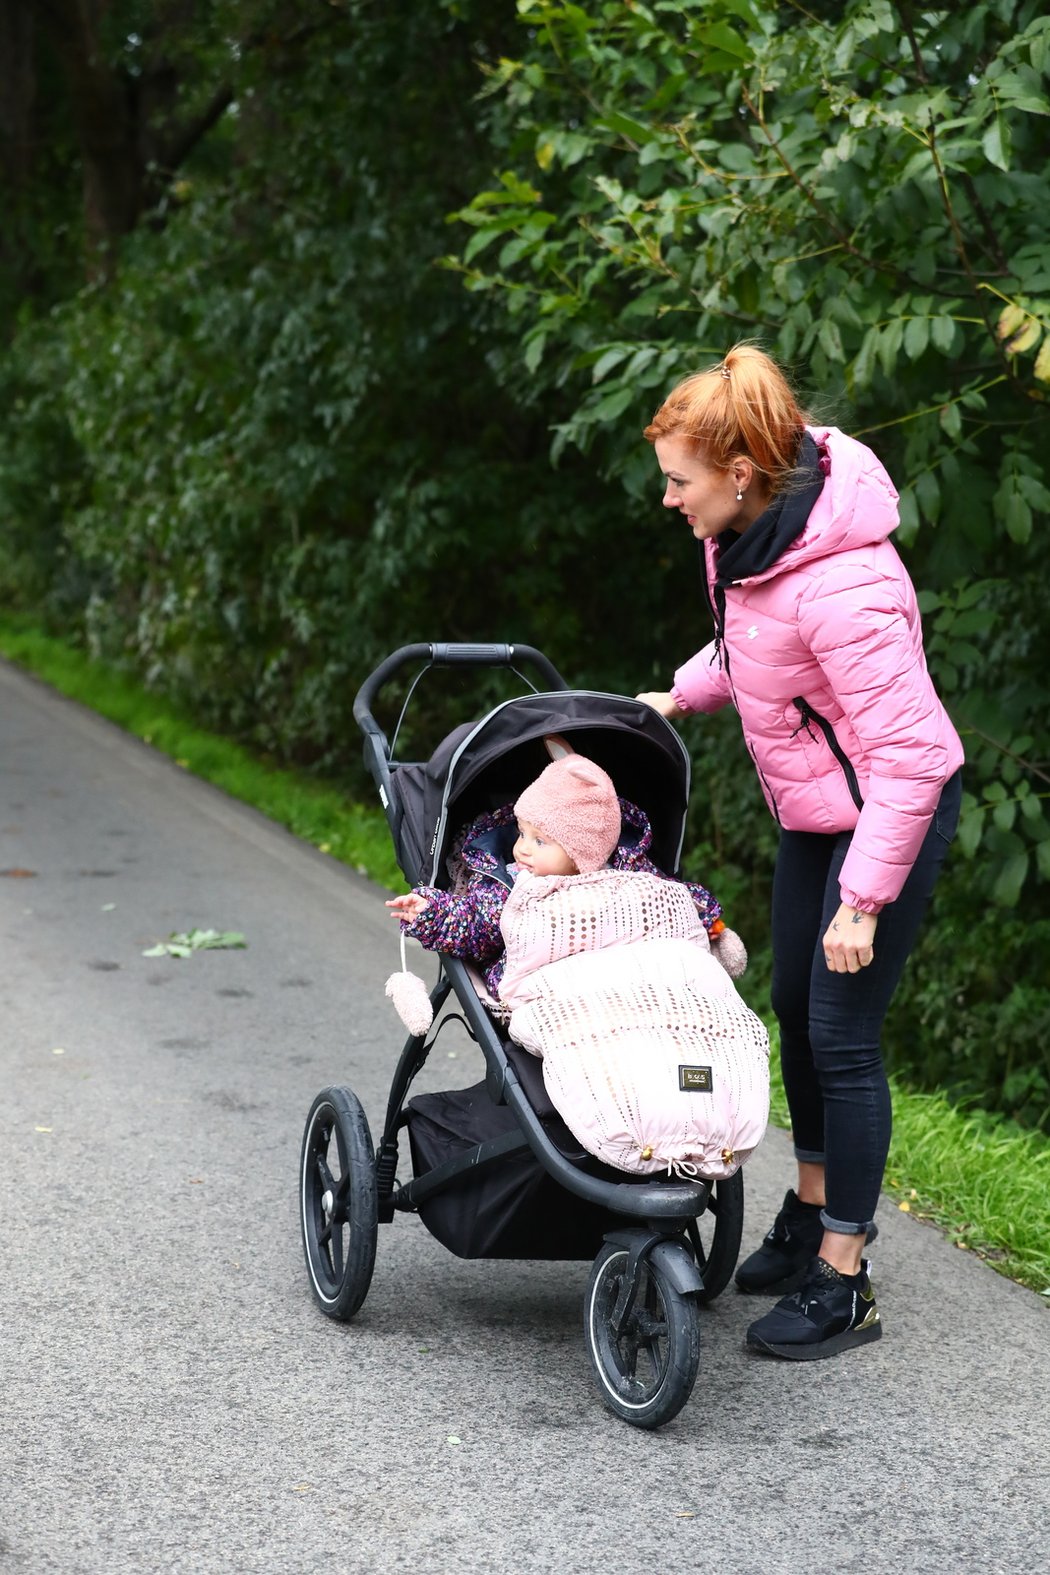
[387,752,746,1000]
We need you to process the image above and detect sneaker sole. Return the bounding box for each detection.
[745,1321,883,1362]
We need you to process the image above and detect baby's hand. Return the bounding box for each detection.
[386,892,430,921]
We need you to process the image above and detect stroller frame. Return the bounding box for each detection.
[299,643,745,1429]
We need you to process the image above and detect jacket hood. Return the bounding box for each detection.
[708,427,900,588]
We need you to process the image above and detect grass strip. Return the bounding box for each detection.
[1,614,1047,1299]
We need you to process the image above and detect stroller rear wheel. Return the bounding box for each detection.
[690,1168,745,1304]
[585,1242,700,1429]
[300,1086,378,1320]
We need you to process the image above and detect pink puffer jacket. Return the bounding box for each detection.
[671,427,964,913]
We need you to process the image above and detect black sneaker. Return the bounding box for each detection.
[734,1190,879,1295]
[745,1256,882,1361]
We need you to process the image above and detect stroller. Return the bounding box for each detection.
[298,643,746,1429]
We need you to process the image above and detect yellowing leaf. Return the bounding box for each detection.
[1034,335,1050,384]
[898,1200,911,1212]
[996,303,1026,341]
[1005,320,1040,355]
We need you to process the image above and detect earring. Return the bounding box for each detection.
[736,488,744,502]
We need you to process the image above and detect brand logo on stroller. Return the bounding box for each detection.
[678,1064,713,1092]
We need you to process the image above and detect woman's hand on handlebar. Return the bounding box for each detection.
[635,690,682,720]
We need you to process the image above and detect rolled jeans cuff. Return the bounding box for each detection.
[820,1208,875,1237]
[793,1146,825,1165]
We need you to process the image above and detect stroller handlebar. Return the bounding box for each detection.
[353,643,568,738]
[353,644,570,842]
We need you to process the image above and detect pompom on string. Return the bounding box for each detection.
[385,930,434,1037]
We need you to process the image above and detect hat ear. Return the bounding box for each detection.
[542,733,575,762]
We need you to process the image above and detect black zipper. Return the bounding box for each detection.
[792,696,864,811]
[702,556,782,824]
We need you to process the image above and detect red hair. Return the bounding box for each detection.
[644,343,809,494]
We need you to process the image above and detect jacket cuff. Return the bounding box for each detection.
[838,888,884,916]
[669,684,692,714]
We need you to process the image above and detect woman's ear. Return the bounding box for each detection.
[731,457,756,495]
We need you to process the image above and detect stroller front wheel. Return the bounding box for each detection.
[584,1242,700,1430]
[300,1086,378,1321]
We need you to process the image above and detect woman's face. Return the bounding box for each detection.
[512,820,578,878]
[655,434,759,541]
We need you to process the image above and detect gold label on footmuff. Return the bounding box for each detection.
[678,1065,713,1092]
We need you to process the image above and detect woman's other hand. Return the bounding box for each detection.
[635,690,682,719]
[386,892,430,921]
[823,904,877,972]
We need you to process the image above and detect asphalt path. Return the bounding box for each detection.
[1,658,1047,1575]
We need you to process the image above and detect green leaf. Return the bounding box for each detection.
[695,22,754,63]
[904,317,929,359]
[597,111,656,146]
[142,928,247,959]
[993,798,1016,833]
[938,400,962,438]
[957,808,984,858]
[524,332,547,373]
[591,346,631,383]
[1002,488,1032,544]
[930,316,956,353]
[878,318,904,376]
[992,852,1028,906]
[982,118,1011,171]
[817,317,844,362]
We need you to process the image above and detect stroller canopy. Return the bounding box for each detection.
[393,691,693,889]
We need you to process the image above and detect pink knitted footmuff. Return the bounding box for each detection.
[499,870,769,1179]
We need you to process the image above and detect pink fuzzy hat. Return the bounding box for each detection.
[514,755,621,874]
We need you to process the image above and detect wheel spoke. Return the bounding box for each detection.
[316,1152,337,1196]
[616,1327,641,1381]
[329,1218,344,1279]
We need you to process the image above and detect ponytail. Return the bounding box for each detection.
[644,343,809,494]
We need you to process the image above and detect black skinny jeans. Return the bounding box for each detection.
[769,772,962,1235]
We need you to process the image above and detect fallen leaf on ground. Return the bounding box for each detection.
[35,1126,52,1133]
[0,868,36,878]
[142,928,247,958]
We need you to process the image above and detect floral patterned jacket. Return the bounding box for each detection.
[401,797,724,999]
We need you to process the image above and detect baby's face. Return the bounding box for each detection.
[512,820,578,878]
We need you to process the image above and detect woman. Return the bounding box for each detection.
[637,343,963,1361]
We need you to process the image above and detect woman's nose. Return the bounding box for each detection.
[662,483,679,508]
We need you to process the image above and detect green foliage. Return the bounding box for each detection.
[2,0,713,780]
[445,0,1050,1118]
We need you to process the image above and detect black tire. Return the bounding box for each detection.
[584,1243,701,1429]
[690,1168,745,1304]
[300,1086,378,1321]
